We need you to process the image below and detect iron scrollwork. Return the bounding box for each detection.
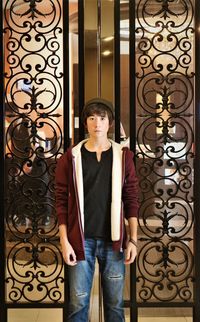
[4,0,64,303]
[135,0,194,302]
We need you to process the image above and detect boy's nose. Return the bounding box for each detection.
[95,118,101,125]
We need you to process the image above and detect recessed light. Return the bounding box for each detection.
[103,36,114,42]
[102,50,112,56]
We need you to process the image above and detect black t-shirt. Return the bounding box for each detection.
[81,144,112,240]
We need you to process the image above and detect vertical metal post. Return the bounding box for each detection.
[194,0,200,321]
[129,0,136,152]
[114,0,121,143]
[97,0,102,98]
[129,0,137,321]
[63,0,70,151]
[78,0,85,141]
[63,2,70,321]
[97,1,103,319]
[0,1,6,321]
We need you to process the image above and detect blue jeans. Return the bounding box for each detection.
[67,239,125,322]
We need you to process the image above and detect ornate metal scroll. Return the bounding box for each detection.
[135,0,194,302]
[4,0,64,303]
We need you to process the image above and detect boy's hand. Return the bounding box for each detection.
[124,241,137,265]
[60,239,77,266]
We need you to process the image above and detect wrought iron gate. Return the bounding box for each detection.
[134,0,195,320]
[0,0,199,321]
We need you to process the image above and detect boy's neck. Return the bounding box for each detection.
[85,137,111,151]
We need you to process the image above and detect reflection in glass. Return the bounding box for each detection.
[120,0,130,142]
[101,0,114,102]
[69,0,79,145]
[84,0,98,102]
[84,0,114,103]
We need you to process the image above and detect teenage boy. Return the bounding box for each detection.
[55,98,139,322]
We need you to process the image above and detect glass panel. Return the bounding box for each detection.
[101,0,114,142]
[120,0,130,144]
[69,0,79,145]
[84,0,98,102]
[84,0,114,103]
[101,0,114,102]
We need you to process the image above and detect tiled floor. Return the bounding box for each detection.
[138,319,192,322]
[8,309,62,322]
[7,309,193,322]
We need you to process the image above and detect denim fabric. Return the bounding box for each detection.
[67,239,125,322]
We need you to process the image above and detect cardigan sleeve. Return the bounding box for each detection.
[122,149,139,219]
[55,153,69,226]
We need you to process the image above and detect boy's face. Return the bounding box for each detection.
[86,113,110,139]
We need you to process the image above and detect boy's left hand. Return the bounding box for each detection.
[124,242,137,265]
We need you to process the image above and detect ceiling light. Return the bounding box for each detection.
[103,36,114,42]
[102,50,112,56]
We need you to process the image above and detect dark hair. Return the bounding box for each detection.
[82,98,114,126]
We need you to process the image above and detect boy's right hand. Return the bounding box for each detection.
[60,239,77,266]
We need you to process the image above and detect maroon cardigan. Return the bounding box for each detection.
[55,143,139,260]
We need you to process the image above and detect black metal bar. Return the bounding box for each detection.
[97,0,101,98]
[129,1,137,321]
[0,1,6,321]
[63,265,69,322]
[194,0,200,321]
[63,0,70,150]
[114,0,121,143]
[62,3,70,321]
[129,0,136,152]
[78,0,85,141]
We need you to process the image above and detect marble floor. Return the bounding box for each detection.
[7,308,193,322]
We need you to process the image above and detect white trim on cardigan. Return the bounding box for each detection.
[72,139,123,241]
[110,140,123,240]
[72,139,88,232]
